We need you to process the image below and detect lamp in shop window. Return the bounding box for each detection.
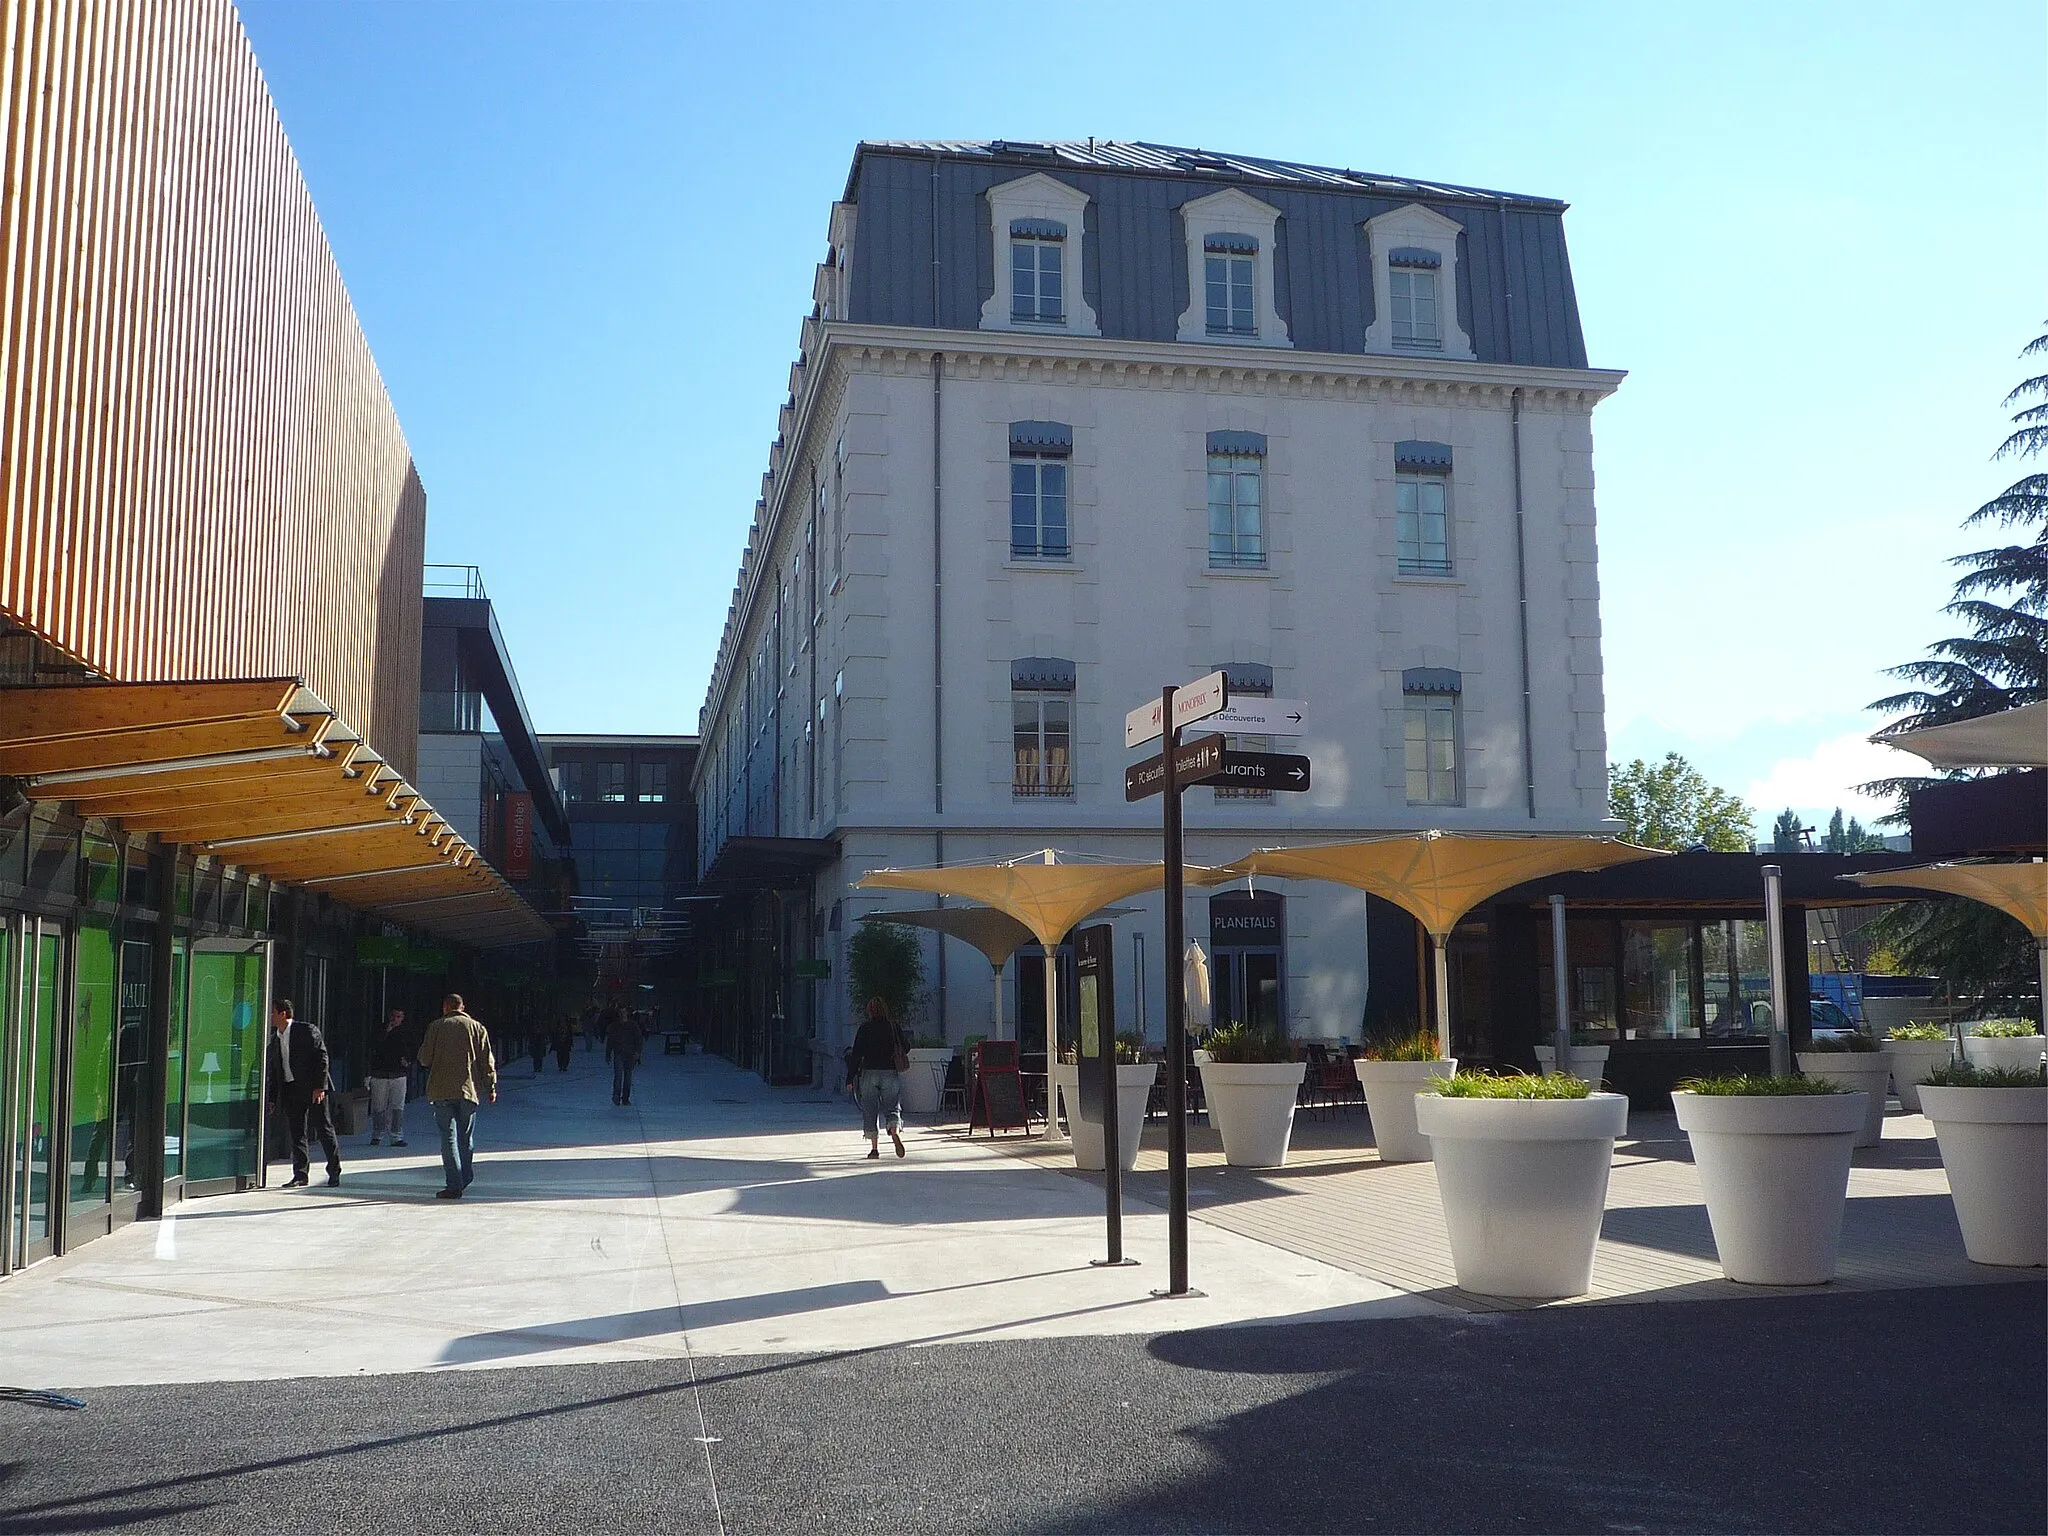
[199,1052,222,1103]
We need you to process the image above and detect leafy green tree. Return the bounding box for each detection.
[1867,327,2048,820]
[847,921,926,1028]
[1608,754,1754,851]
[1771,809,1807,853]
[1864,899,2039,1019]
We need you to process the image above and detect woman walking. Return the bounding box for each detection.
[846,997,908,1160]
[553,1015,575,1072]
[529,1020,548,1076]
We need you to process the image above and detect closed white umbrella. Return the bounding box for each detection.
[1184,941,1212,1035]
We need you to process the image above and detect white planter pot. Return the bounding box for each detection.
[1920,1085,2048,1267]
[1198,1060,1307,1168]
[1049,1062,1158,1172]
[1796,1051,1893,1146]
[1355,1058,1457,1162]
[1882,1038,1955,1114]
[1960,1034,2048,1074]
[898,1048,954,1115]
[1414,1092,1628,1298]
[1533,1045,1610,1090]
[1673,1090,1867,1285]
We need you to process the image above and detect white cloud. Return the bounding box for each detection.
[1744,731,1905,828]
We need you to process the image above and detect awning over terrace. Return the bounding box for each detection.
[0,679,551,947]
[1873,702,2048,770]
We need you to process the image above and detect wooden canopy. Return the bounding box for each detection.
[0,679,551,946]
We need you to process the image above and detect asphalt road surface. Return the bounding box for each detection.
[1,1282,2040,1534]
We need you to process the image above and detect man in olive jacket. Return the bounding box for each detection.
[416,993,497,1200]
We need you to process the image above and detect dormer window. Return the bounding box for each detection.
[1010,220,1065,324]
[1204,235,1257,337]
[1388,248,1441,350]
[1176,189,1290,348]
[981,177,1099,336]
[1362,205,1473,360]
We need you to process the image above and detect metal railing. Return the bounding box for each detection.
[424,564,487,600]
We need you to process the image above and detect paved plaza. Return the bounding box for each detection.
[0,1048,2042,1534]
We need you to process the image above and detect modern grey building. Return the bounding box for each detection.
[692,140,1625,1079]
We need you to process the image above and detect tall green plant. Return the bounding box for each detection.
[847,921,926,1028]
[1607,754,1753,851]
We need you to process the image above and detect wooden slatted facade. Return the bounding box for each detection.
[0,0,424,777]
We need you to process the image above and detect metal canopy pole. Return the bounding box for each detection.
[1763,864,1791,1077]
[1040,851,1068,1144]
[1550,894,1572,1073]
[1433,936,1453,1060]
[1160,685,1192,1296]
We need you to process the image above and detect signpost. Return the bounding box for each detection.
[1212,751,1312,793]
[1124,733,1227,802]
[1205,698,1310,734]
[1125,669,1229,749]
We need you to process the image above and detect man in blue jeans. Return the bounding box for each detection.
[415,993,497,1200]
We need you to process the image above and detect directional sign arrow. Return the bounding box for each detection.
[1207,698,1309,735]
[1125,733,1228,802]
[1125,671,1230,749]
[1212,750,1313,793]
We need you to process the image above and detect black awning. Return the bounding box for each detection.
[1491,850,1935,911]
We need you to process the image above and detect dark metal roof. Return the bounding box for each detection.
[843,142,1591,369]
[848,141,1568,211]
[1492,851,1937,910]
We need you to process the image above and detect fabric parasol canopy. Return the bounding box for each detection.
[857,906,1035,1041]
[858,851,1211,1139]
[1222,831,1668,1057]
[1872,703,2048,770]
[1844,859,2048,1012]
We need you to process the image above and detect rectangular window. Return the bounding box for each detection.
[637,762,667,803]
[1397,472,1451,574]
[1404,692,1461,806]
[602,762,628,804]
[1207,451,1265,569]
[1391,266,1440,349]
[1012,692,1073,798]
[1010,238,1063,324]
[1205,252,1255,336]
[1010,455,1069,559]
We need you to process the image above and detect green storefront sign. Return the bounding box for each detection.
[793,959,830,980]
[356,936,409,967]
[404,947,452,976]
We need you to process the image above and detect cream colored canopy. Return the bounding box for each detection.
[857,906,1036,968]
[857,853,1202,949]
[1873,703,2048,770]
[1223,830,1669,939]
[1844,860,2048,941]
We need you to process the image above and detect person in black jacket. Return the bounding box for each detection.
[846,997,908,1160]
[365,1008,410,1147]
[267,999,341,1187]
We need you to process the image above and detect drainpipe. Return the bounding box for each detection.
[1511,388,1537,820]
[931,349,947,1038]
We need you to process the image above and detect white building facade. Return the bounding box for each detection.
[693,141,1623,1080]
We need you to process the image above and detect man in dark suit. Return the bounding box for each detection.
[267,998,341,1188]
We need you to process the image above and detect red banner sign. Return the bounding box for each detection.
[503,792,533,879]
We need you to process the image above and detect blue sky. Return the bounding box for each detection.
[240,0,2044,835]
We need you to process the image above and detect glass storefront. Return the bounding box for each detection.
[1540,915,1771,1044]
[1209,892,1285,1035]
[164,941,188,1181]
[68,923,117,1215]
[186,944,266,1187]
[17,928,61,1254]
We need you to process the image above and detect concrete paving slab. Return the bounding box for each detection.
[0,1050,1438,1388]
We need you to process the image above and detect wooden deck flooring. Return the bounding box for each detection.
[968,1101,2039,1314]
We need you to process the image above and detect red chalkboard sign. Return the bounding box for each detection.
[968,1040,1030,1136]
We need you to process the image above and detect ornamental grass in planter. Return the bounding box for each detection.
[1919,1061,2048,1268]
[1796,1032,1892,1147]
[1196,1023,1307,1168]
[1414,1071,1627,1298]
[1960,1019,2048,1074]
[1882,1022,1955,1114]
[1355,1031,1455,1163]
[1673,1075,1866,1285]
